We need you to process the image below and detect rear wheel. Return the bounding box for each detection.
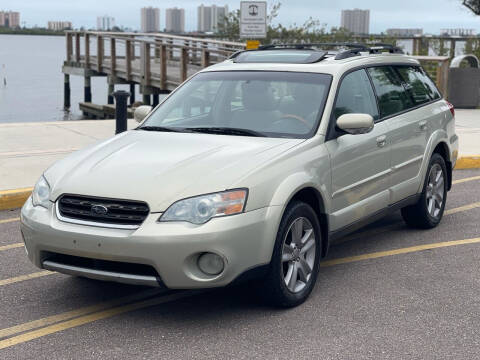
[260,201,322,307]
[401,153,447,229]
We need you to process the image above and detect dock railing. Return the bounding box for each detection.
[64,31,245,89]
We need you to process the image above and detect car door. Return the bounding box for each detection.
[325,69,390,232]
[368,65,433,204]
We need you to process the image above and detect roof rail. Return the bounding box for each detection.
[227,42,404,61]
[369,43,404,54]
[258,42,369,51]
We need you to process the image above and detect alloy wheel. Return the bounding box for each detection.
[281,217,316,293]
[426,163,445,218]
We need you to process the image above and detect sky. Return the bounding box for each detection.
[1,0,479,34]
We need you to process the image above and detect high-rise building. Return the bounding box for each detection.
[97,15,115,31]
[386,28,423,37]
[47,21,72,31]
[197,5,211,33]
[141,7,160,33]
[341,9,370,35]
[0,11,20,28]
[165,8,185,33]
[197,4,228,33]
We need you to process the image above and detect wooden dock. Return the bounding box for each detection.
[62,31,245,115]
[63,31,453,117]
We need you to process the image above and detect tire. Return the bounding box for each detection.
[401,153,448,229]
[260,201,322,307]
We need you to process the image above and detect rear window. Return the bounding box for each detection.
[396,66,441,105]
[367,66,413,118]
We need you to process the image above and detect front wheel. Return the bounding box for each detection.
[401,153,448,229]
[260,201,322,307]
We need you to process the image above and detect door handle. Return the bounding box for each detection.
[376,135,387,148]
[419,121,427,131]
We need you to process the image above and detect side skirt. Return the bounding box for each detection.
[327,194,421,244]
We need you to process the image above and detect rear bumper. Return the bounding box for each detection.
[21,197,282,289]
[450,133,459,169]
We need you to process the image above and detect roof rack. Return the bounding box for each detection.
[228,42,404,62]
[368,43,404,54]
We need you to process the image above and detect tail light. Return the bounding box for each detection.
[446,101,455,117]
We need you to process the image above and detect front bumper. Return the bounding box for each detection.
[21,198,282,289]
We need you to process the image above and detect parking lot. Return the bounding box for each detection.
[1,169,480,359]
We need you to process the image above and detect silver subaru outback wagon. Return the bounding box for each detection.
[21,44,458,307]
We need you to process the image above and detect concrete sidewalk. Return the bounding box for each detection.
[0,119,137,191]
[0,111,478,209]
[454,109,480,156]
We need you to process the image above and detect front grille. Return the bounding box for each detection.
[57,194,149,227]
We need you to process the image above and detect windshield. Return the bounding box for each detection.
[139,71,332,138]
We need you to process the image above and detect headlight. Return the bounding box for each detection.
[32,175,51,208]
[159,189,248,224]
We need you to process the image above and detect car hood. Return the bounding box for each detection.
[46,130,304,212]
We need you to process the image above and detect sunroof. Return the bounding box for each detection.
[233,50,327,64]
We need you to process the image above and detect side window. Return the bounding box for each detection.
[334,69,379,121]
[416,67,442,100]
[396,66,432,105]
[367,66,413,118]
[395,66,441,104]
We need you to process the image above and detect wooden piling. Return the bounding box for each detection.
[142,94,151,105]
[64,74,71,109]
[84,76,92,103]
[130,83,136,105]
[108,84,114,105]
[152,94,159,107]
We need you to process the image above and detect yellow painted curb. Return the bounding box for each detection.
[455,155,480,169]
[0,188,33,211]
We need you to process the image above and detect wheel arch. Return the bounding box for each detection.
[284,187,330,258]
[419,130,452,193]
[432,141,452,190]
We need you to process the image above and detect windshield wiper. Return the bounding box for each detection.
[137,126,185,133]
[187,127,267,137]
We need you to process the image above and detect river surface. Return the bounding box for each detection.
[0,34,136,123]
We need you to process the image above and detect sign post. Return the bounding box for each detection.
[240,1,267,48]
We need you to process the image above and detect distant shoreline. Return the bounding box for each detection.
[0,29,65,37]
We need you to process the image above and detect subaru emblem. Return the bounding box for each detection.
[91,204,108,215]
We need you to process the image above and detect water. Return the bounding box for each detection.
[0,34,135,123]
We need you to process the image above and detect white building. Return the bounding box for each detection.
[386,28,423,37]
[440,28,476,37]
[47,21,72,31]
[165,8,185,33]
[341,9,370,35]
[141,7,160,33]
[97,16,115,31]
[197,4,228,33]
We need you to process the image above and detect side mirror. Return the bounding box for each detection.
[134,105,153,123]
[336,113,374,135]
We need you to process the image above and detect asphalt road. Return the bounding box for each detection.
[1,169,480,359]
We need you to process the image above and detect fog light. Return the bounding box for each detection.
[197,253,224,276]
